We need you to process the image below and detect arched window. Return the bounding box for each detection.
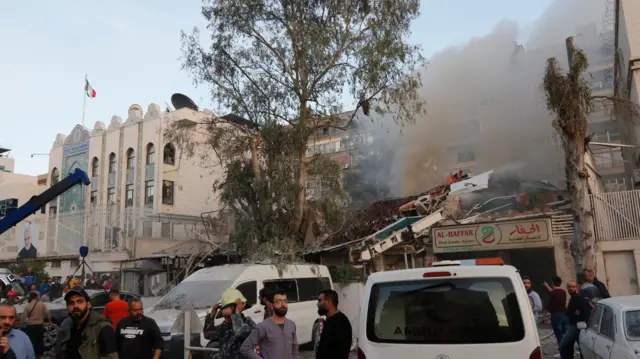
[108,153,116,173]
[91,157,99,177]
[146,143,155,165]
[163,143,175,165]
[126,148,135,169]
[51,168,60,185]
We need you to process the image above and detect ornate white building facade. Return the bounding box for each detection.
[6,102,226,275]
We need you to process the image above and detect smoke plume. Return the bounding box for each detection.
[356,0,608,197]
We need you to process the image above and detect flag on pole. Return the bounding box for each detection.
[85,79,97,98]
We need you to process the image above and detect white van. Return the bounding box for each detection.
[357,259,542,359]
[146,264,332,355]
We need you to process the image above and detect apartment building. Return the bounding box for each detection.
[614,0,640,189]
[32,101,227,273]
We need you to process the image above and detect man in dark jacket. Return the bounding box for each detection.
[584,269,611,299]
[54,287,117,359]
[0,333,17,359]
[559,280,590,359]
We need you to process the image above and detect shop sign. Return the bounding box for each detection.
[432,218,553,253]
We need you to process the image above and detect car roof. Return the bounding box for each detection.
[598,295,640,311]
[366,264,519,283]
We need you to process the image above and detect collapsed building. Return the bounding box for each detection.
[310,167,575,303]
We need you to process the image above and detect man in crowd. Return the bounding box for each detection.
[543,276,568,346]
[50,278,63,300]
[115,299,163,359]
[315,289,352,359]
[23,270,35,290]
[240,290,301,359]
[103,289,129,329]
[0,304,34,359]
[21,291,51,358]
[259,288,274,321]
[584,269,610,299]
[522,276,542,323]
[53,287,117,359]
[559,280,590,359]
[578,272,601,314]
[203,289,255,359]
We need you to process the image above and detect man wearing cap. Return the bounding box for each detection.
[202,288,255,359]
[53,287,117,359]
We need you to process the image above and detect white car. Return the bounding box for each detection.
[578,295,640,358]
[357,258,542,359]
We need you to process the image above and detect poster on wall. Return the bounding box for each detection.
[18,224,39,259]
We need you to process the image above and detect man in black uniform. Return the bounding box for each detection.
[559,280,590,359]
[315,289,352,359]
[115,299,163,359]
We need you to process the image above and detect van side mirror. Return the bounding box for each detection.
[577,322,587,330]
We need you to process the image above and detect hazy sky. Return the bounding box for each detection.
[0,0,553,175]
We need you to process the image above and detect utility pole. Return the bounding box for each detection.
[566,36,575,68]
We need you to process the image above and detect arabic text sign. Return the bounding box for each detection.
[432,218,553,253]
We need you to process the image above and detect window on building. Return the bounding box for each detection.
[163,143,176,165]
[49,205,57,218]
[125,185,134,207]
[107,187,116,204]
[457,150,476,163]
[90,191,97,207]
[145,181,154,205]
[146,143,155,165]
[126,148,135,169]
[108,153,116,173]
[161,222,172,238]
[51,168,60,185]
[162,180,174,205]
[143,221,152,237]
[91,157,99,177]
[50,260,61,268]
[340,138,348,150]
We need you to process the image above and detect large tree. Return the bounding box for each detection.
[174,0,425,258]
[543,38,637,272]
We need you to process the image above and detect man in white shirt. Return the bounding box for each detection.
[523,276,542,324]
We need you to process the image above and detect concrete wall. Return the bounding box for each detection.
[334,282,364,340]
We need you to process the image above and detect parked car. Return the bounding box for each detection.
[16,289,141,350]
[577,295,640,358]
[145,264,333,359]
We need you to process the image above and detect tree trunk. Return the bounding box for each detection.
[294,104,309,233]
[250,135,268,221]
[566,132,596,274]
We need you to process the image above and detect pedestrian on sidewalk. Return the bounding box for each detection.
[543,276,568,345]
[20,292,51,358]
[315,289,352,359]
[559,280,589,359]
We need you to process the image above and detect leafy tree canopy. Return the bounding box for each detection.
[172,0,426,260]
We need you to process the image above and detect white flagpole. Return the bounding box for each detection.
[82,74,87,127]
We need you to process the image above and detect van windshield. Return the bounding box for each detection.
[366,277,525,344]
[155,280,232,310]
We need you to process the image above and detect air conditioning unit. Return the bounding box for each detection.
[633,169,640,183]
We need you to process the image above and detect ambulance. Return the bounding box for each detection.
[357,258,542,359]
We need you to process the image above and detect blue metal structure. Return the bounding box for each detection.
[0,168,90,235]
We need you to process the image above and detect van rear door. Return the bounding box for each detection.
[359,267,540,359]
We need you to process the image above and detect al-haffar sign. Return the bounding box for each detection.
[432,218,553,254]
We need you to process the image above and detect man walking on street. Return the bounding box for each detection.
[523,276,542,324]
[53,287,117,359]
[240,290,301,359]
[559,280,589,359]
[0,304,34,359]
[544,276,568,346]
[115,299,163,359]
[578,272,600,315]
[315,289,352,359]
[202,289,255,359]
[584,269,610,299]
